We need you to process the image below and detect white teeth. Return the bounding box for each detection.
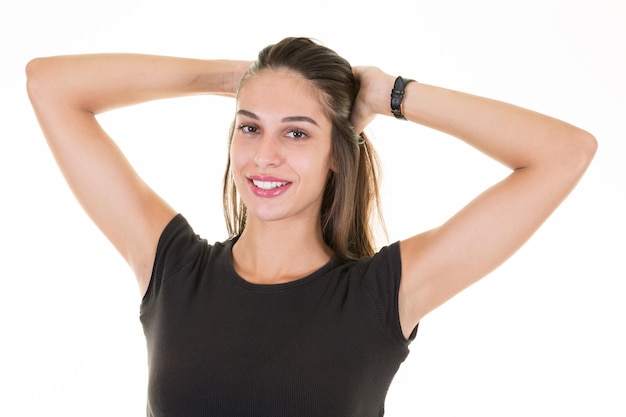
[252,180,289,190]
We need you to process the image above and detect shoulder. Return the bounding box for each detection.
[142,214,230,302]
[153,214,203,270]
[351,243,407,337]
[354,242,402,281]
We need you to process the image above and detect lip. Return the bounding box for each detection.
[247,175,293,198]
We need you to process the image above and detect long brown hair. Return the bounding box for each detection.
[223,37,384,260]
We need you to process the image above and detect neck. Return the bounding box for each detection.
[232,217,334,285]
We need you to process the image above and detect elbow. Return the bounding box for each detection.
[532,126,597,183]
[25,57,57,105]
[25,57,45,76]
[569,128,598,175]
[25,57,46,103]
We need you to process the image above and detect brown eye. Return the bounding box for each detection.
[239,125,258,134]
[287,129,307,140]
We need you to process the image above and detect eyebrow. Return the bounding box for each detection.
[237,109,319,127]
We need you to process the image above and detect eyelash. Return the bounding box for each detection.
[237,125,309,141]
[287,129,308,140]
[238,124,258,134]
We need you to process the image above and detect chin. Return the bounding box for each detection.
[245,205,290,223]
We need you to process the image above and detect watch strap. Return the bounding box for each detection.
[390,76,415,120]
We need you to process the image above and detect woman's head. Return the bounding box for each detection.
[223,37,383,260]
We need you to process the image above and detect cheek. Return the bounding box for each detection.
[229,141,248,192]
[229,138,250,171]
[317,144,334,174]
[298,149,333,184]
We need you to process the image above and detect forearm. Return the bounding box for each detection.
[399,82,594,170]
[358,69,595,172]
[26,53,250,114]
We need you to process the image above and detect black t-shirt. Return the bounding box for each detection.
[140,214,416,417]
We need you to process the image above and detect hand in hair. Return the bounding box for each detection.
[350,66,396,133]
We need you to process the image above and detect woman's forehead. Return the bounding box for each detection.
[240,68,316,95]
[237,69,329,120]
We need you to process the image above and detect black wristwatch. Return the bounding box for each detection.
[390,76,415,120]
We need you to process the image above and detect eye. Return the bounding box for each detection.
[238,124,258,134]
[287,129,308,141]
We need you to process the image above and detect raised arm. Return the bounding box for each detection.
[352,67,597,338]
[26,54,250,294]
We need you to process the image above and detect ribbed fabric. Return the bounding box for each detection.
[140,214,416,417]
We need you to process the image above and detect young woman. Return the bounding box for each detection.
[26,37,596,416]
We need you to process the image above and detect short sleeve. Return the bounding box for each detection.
[360,242,418,346]
[140,214,203,310]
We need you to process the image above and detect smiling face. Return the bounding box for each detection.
[230,68,335,227]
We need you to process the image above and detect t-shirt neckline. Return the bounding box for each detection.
[223,236,343,291]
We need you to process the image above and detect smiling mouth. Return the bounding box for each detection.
[251,180,291,190]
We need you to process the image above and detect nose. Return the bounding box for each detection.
[254,135,282,168]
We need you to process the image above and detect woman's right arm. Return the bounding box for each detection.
[26,54,249,294]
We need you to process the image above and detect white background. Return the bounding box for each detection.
[1,0,624,415]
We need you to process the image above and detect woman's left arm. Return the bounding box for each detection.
[352,67,597,338]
